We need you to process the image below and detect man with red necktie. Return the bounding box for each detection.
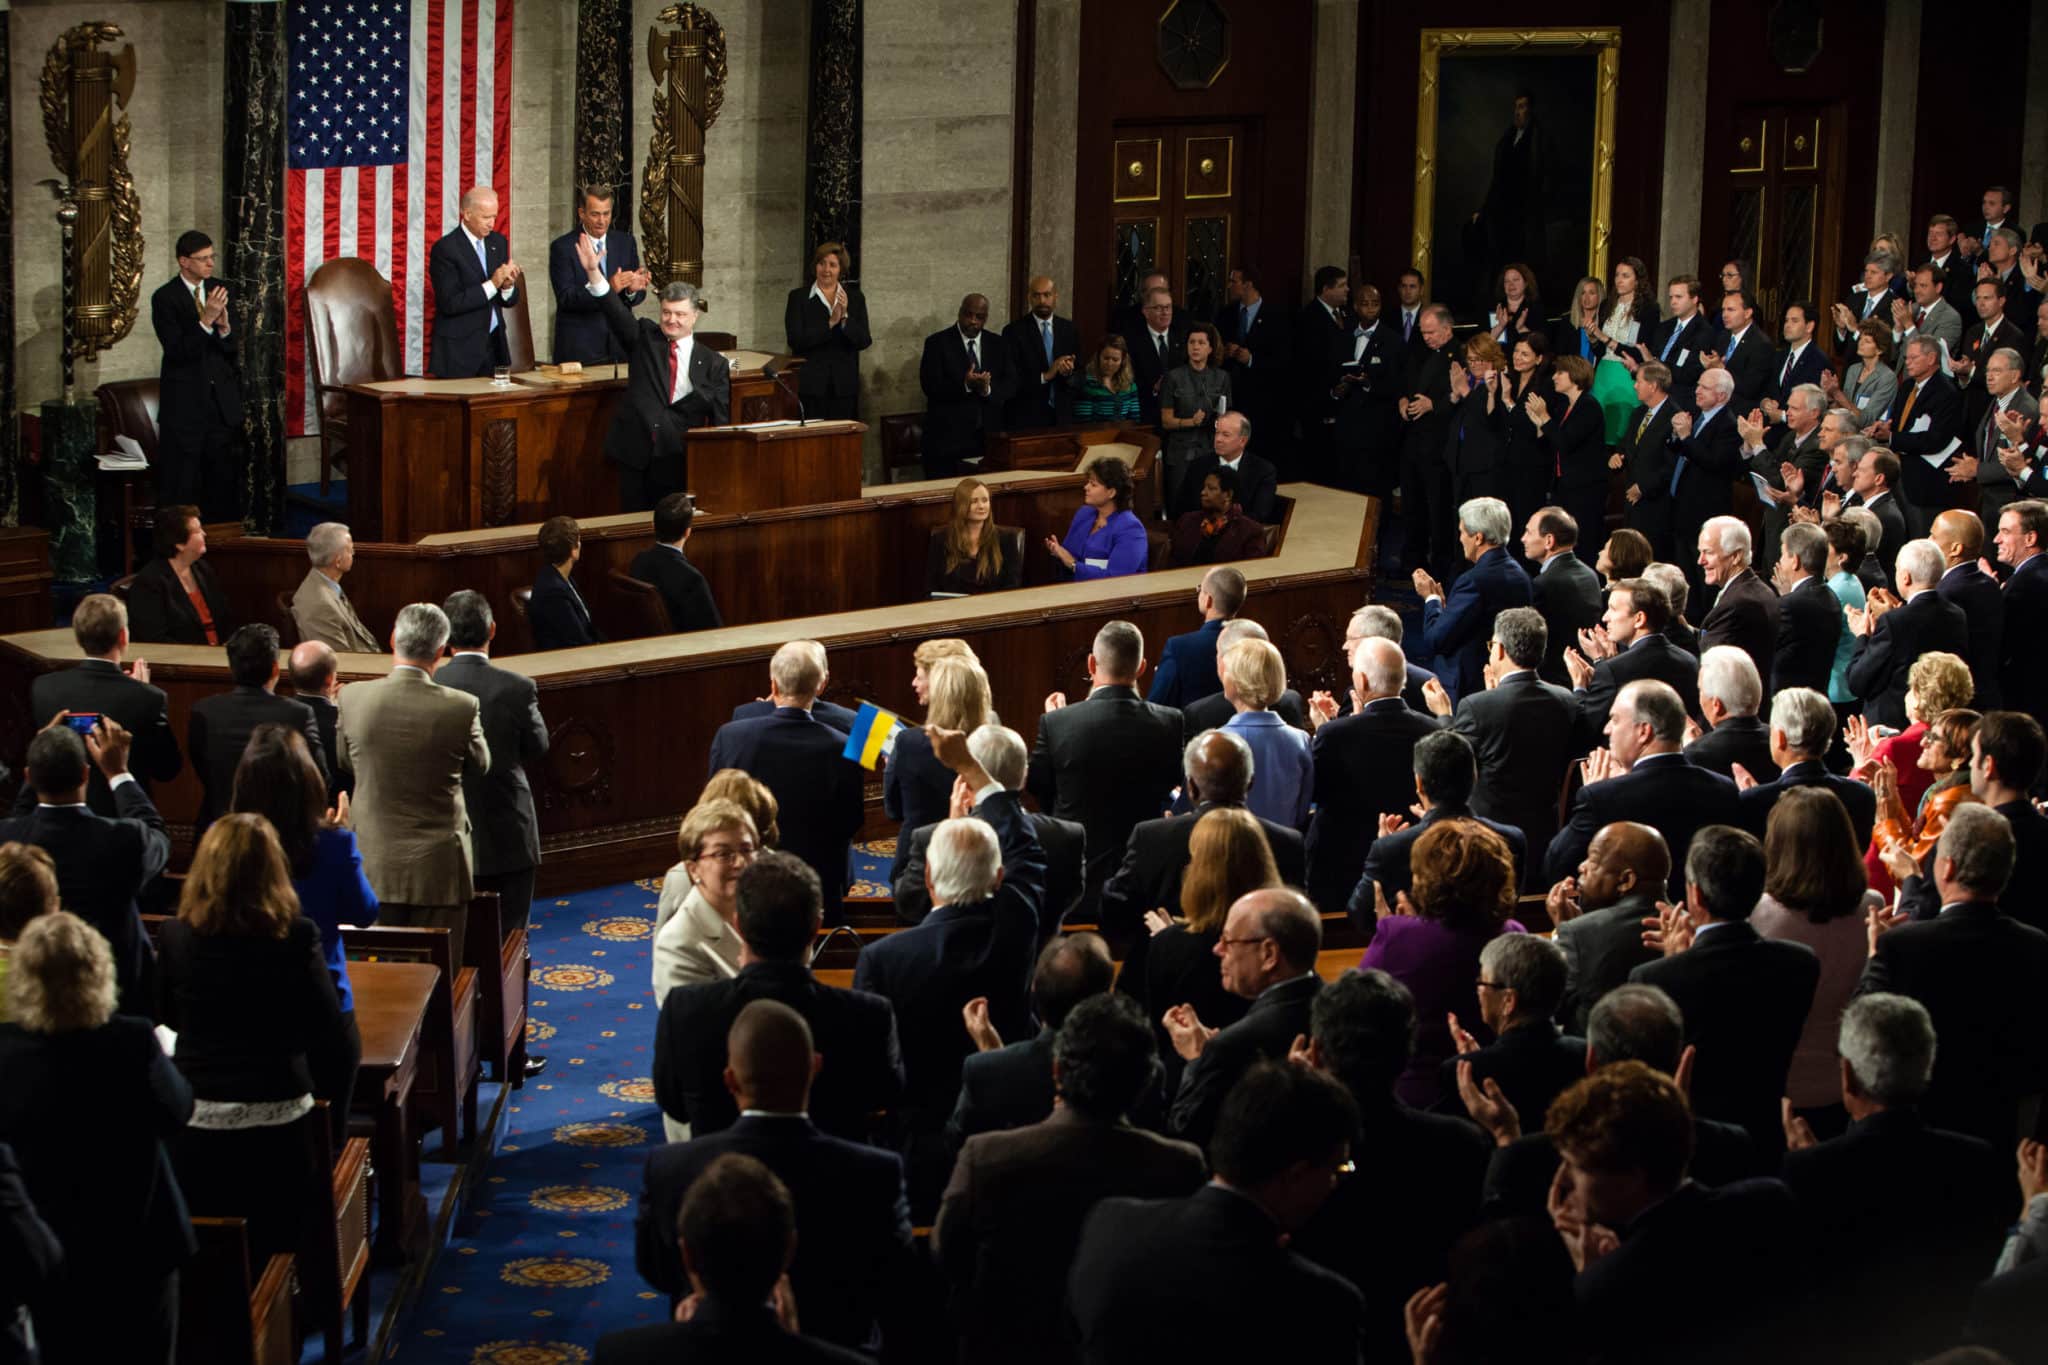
[576,235,731,511]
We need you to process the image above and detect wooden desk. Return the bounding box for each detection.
[685,420,866,513]
[198,454,1161,652]
[343,358,798,541]
[349,960,437,1264]
[0,483,1377,892]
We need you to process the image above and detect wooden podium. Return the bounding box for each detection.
[685,420,866,514]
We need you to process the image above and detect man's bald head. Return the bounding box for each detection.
[1930,508,1984,563]
[288,639,339,697]
[1580,821,1671,910]
[1027,276,1060,319]
[1240,887,1322,974]
[723,999,818,1114]
[1184,728,1253,804]
[1354,636,1407,700]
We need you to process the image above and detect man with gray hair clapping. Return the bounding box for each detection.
[1411,496,1534,706]
[337,601,491,962]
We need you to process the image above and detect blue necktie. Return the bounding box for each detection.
[1041,320,1056,407]
[1660,321,1682,361]
[476,236,498,333]
[1670,409,1700,495]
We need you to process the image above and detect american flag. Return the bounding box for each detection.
[284,0,514,435]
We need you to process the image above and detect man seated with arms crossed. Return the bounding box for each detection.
[629,492,723,633]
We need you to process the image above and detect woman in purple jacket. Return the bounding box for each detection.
[1045,455,1148,581]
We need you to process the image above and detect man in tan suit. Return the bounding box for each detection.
[292,521,381,653]
[338,601,490,962]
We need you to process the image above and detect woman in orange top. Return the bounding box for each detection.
[1845,650,1974,827]
[1866,707,1980,898]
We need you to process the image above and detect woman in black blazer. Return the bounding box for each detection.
[126,502,233,646]
[158,814,347,1263]
[1445,334,1512,509]
[884,653,991,885]
[1529,354,1612,564]
[1500,331,1557,548]
[926,477,1024,595]
[783,240,872,420]
[0,910,195,1364]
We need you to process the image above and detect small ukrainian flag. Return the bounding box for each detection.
[841,702,905,770]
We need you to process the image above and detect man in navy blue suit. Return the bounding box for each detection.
[427,185,521,378]
[1547,679,1741,896]
[1759,300,1828,419]
[707,641,865,924]
[549,183,645,364]
[1347,730,1525,938]
[635,1000,912,1354]
[729,640,858,733]
[1412,496,1533,705]
[1736,686,1878,846]
[1148,566,1244,708]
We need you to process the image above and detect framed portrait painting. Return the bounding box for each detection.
[1413,29,1621,327]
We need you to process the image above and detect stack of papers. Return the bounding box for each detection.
[97,434,148,472]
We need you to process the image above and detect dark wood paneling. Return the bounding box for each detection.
[1351,2,1670,297]
[1909,7,2031,240]
[1074,1,1314,336]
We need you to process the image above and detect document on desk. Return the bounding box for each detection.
[98,433,149,471]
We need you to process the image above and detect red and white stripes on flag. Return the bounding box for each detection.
[284,0,514,437]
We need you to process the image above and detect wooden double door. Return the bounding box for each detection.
[1110,121,1249,323]
[1721,102,1847,322]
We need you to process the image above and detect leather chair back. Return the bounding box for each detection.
[879,413,924,476]
[505,586,534,654]
[94,379,162,464]
[305,259,404,423]
[502,282,536,373]
[275,591,300,648]
[605,568,674,637]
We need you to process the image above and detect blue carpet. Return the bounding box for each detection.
[389,842,896,1362]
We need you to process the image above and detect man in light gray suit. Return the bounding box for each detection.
[338,602,490,963]
[1890,264,1965,367]
[1968,347,2042,523]
[291,521,381,654]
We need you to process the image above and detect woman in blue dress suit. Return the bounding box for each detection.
[230,723,379,1142]
[884,654,992,884]
[1046,455,1148,580]
[1217,637,1313,829]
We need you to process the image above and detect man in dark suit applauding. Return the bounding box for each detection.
[1929,508,2005,707]
[708,642,865,925]
[1027,621,1185,920]
[30,594,181,815]
[1071,1059,1362,1363]
[427,186,521,379]
[628,493,722,633]
[946,933,1115,1148]
[1695,515,1778,691]
[1846,539,1971,729]
[1126,286,1187,429]
[1548,680,1742,896]
[0,717,169,1016]
[636,1001,911,1354]
[1216,265,1293,427]
[1664,367,1747,611]
[1738,688,1877,845]
[1520,508,1603,685]
[151,231,244,519]
[1398,306,1459,580]
[1996,500,2048,728]
[1097,729,1305,939]
[1769,522,1843,697]
[1438,607,1578,867]
[439,592,550,946]
[573,235,730,511]
[1706,288,1774,414]
[920,294,1014,478]
[1614,362,1682,557]
[187,623,324,831]
[653,852,902,1142]
[1148,566,1244,709]
[548,183,643,364]
[1306,638,1442,915]
[1165,889,1324,1148]
[1564,576,1702,749]
[1413,496,1534,705]
[1871,336,1965,520]
[1549,823,1669,1031]
[1000,276,1080,428]
[1684,647,1776,783]
[1348,731,1526,935]
[1631,825,1819,1154]
[935,992,1207,1365]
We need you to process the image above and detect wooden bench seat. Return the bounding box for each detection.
[343,924,479,1155]
[177,1218,295,1365]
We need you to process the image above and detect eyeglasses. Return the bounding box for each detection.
[1217,934,1270,950]
[693,845,756,866]
[1474,979,1506,991]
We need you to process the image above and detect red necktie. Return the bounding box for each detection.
[1915,307,1927,327]
[667,339,679,403]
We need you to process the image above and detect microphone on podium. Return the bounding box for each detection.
[760,356,806,428]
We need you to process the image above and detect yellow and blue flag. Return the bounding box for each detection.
[841,702,905,770]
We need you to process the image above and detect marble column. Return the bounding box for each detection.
[575,0,633,223]
[224,0,286,533]
[41,399,96,582]
[1657,0,1711,279]
[804,0,861,270]
[1306,0,1359,269]
[0,2,16,527]
[1874,0,1922,241]
[1025,0,1079,292]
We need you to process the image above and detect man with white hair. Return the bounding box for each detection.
[337,602,491,962]
[1181,618,1307,732]
[1682,645,1776,784]
[1741,379,1827,568]
[1546,678,1740,896]
[1695,515,1777,690]
[1664,365,1746,610]
[1844,538,1971,729]
[1780,993,2012,1364]
[1306,636,1441,915]
[1319,604,1435,717]
[854,725,1046,1156]
[1411,496,1533,705]
[427,184,521,377]
[1736,686,1878,844]
[290,521,381,653]
[730,639,858,732]
[1770,520,1843,697]
[709,640,868,923]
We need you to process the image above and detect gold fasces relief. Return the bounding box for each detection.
[640,5,728,288]
[41,22,143,367]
